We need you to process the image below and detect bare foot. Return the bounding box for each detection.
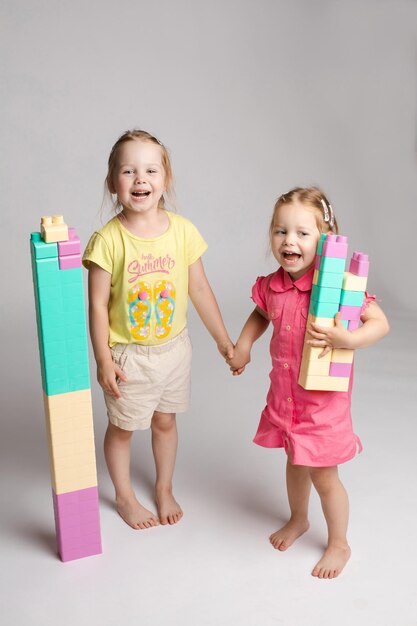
[312,544,351,579]
[269,518,310,551]
[155,487,183,525]
[116,495,159,530]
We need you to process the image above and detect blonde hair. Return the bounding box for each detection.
[105,129,175,213]
[269,186,339,239]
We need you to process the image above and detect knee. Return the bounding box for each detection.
[151,412,176,435]
[106,422,132,442]
[310,467,338,495]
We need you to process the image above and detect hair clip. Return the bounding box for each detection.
[320,198,335,228]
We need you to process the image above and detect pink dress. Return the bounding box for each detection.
[252,266,374,467]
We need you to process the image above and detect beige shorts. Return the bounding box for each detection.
[104,328,192,431]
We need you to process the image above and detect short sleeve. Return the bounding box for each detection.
[185,220,208,266]
[360,291,377,315]
[251,276,268,313]
[82,232,113,273]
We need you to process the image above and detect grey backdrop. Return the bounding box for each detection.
[1,2,416,625]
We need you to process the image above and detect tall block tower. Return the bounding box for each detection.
[298,234,369,392]
[31,215,102,561]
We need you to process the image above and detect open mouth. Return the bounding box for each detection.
[282,252,301,262]
[132,191,150,198]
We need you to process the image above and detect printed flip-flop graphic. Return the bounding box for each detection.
[154,280,176,339]
[128,281,152,340]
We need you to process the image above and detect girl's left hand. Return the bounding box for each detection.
[306,312,353,358]
[218,340,234,361]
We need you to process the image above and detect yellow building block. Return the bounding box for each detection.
[313,269,319,285]
[298,371,349,391]
[342,272,368,292]
[331,348,354,363]
[41,215,69,243]
[307,313,335,328]
[301,343,332,362]
[299,359,330,376]
[54,473,98,495]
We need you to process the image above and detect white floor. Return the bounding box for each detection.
[1,310,416,626]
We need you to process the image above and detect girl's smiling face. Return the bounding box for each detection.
[111,140,166,216]
[271,201,322,280]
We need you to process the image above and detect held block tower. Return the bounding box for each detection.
[31,215,102,561]
[298,234,369,392]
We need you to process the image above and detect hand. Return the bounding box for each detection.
[306,312,353,357]
[217,339,234,361]
[97,360,128,399]
[226,343,251,376]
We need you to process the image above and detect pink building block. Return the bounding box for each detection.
[348,319,360,331]
[329,362,352,377]
[314,255,321,269]
[59,254,82,270]
[322,235,348,259]
[338,304,362,321]
[349,252,369,276]
[58,228,81,257]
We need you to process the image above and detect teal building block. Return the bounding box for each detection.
[311,285,342,304]
[31,233,91,396]
[319,256,346,274]
[309,300,340,318]
[340,319,349,329]
[339,289,365,307]
[317,234,327,256]
[316,271,344,289]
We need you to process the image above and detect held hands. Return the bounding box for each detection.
[306,312,353,358]
[97,360,127,399]
[226,343,251,376]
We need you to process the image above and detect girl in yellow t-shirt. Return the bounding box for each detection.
[83,129,233,529]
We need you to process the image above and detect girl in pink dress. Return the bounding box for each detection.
[227,187,389,579]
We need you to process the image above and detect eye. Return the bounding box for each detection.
[147,169,158,174]
[123,169,134,175]
[298,231,309,237]
[274,229,285,235]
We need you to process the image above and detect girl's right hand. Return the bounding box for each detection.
[97,360,128,399]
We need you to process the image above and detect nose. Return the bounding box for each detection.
[134,171,146,184]
[283,232,296,246]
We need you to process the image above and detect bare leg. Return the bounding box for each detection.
[104,422,159,529]
[151,411,183,525]
[270,458,311,550]
[310,466,351,579]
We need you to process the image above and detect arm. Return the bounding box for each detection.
[228,306,270,375]
[307,301,390,356]
[188,257,233,359]
[88,262,127,398]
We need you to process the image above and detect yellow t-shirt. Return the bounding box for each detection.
[82,212,208,346]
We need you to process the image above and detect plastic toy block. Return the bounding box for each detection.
[301,343,332,362]
[31,233,58,260]
[31,216,102,561]
[348,319,360,331]
[342,272,368,292]
[58,228,81,256]
[59,253,82,270]
[313,269,319,285]
[338,304,362,321]
[41,215,69,243]
[298,371,350,391]
[307,313,335,328]
[349,252,369,277]
[340,319,349,329]
[314,255,321,270]
[332,348,354,363]
[309,300,340,318]
[322,235,348,259]
[329,362,352,377]
[339,289,365,307]
[319,256,346,274]
[299,359,330,376]
[317,233,327,256]
[311,285,342,304]
[316,271,344,289]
